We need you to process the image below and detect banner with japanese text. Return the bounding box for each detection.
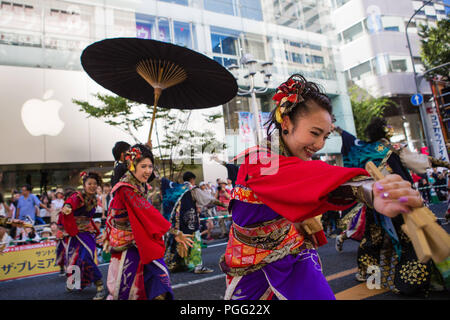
[0,241,58,281]
[425,104,450,162]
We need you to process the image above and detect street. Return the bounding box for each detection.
[0,203,449,301]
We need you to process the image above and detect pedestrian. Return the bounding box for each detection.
[58,171,105,300]
[15,184,46,225]
[101,183,112,223]
[0,192,11,218]
[194,181,227,241]
[219,74,424,300]
[50,188,65,223]
[334,117,443,295]
[39,193,52,224]
[215,179,231,238]
[434,172,447,201]
[103,144,193,300]
[418,178,431,204]
[110,141,131,188]
[164,171,213,274]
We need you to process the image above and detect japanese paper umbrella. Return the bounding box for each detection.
[80,37,238,146]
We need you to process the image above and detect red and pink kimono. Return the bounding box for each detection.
[220,142,371,300]
[105,173,173,300]
[58,192,102,289]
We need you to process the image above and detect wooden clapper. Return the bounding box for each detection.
[365,161,450,264]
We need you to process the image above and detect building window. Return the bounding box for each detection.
[349,61,372,80]
[158,0,189,5]
[136,14,155,39]
[204,0,236,16]
[242,35,266,61]
[136,14,196,50]
[341,21,364,43]
[174,21,192,48]
[312,55,324,64]
[389,59,407,73]
[211,27,240,67]
[240,0,263,21]
[158,18,171,43]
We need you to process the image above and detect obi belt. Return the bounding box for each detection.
[220,186,311,277]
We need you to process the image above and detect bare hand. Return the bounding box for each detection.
[373,174,423,217]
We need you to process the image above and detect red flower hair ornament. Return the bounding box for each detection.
[125,147,143,172]
[272,75,307,124]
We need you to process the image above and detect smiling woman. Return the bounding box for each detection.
[219,74,425,300]
[104,144,194,300]
[58,170,105,300]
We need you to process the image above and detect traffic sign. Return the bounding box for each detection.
[411,93,423,106]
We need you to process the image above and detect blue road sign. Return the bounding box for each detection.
[411,93,423,106]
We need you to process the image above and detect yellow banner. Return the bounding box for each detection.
[0,241,59,281]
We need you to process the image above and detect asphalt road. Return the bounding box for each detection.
[0,203,449,301]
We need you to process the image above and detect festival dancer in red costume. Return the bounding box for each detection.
[59,171,105,299]
[219,74,424,300]
[104,144,193,300]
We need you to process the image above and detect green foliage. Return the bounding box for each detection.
[73,93,151,143]
[73,94,226,180]
[418,19,450,79]
[349,86,395,140]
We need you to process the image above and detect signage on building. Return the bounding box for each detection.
[425,105,449,162]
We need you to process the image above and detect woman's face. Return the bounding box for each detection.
[281,101,332,161]
[134,158,153,183]
[84,178,98,195]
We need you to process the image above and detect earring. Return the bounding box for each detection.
[282,129,288,135]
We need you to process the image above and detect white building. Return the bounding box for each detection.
[0,0,359,191]
[330,0,449,152]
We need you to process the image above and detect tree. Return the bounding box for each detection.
[418,19,450,79]
[348,85,395,140]
[73,94,226,181]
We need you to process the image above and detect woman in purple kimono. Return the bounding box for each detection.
[59,171,104,300]
[219,74,425,300]
[104,144,193,300]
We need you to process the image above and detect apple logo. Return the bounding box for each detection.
[21,90,65,136]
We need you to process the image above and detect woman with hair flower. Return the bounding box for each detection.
[104,144,194,300]
[219,74,424,300]
[59,171,105,299]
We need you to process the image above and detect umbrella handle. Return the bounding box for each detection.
[148,88,162,148]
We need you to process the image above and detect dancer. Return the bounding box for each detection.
[59,171,105,299]
[219,74,424,300]
[104,144,193,300]
[334,118,445,296]
[164,171,218,274]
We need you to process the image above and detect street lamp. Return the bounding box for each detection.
[405,0,448,153]
[228,53,273,145]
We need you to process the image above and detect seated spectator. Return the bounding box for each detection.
[0,192,11,218]
[40,227,53,241]
[0,226,13,252]
[23,226,40,243]
[49,221,58,237]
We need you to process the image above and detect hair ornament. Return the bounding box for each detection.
[125,146,143,172]
[272,75,307,124]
